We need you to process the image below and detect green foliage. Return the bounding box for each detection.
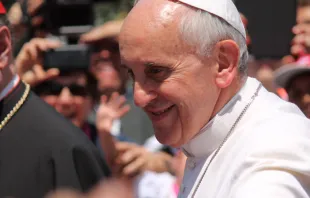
[94,0,134,25]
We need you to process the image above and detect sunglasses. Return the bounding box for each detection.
[33,81,89,97]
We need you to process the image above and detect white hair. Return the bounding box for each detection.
[179,8,248,75]
[133,0,248,75]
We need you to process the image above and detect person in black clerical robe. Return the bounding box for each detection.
[0,10,110,197]
[0,80,110,198]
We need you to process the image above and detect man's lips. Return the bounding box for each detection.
[146,105,176,116]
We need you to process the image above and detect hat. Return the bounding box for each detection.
[178,0,246,39]
[274,63,310,88]
[0,2,6,14]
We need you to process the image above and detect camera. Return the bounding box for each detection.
[39,0,95,71]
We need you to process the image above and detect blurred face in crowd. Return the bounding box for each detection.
[90,39,126,97]
[120,0,239,147]
[287,73,310,118]
[34,71,94,128]
[21,0,47,38]
[240,13,251,46]
[297,4,310,24]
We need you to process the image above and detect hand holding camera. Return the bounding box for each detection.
[15,38,62,86]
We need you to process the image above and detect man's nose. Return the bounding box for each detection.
[58,88,73,105]
[133,82,157,108]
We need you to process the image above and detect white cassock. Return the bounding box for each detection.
[179,77,310,198]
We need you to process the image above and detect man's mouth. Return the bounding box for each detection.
[146,104,176,122]
[151,105,175,116]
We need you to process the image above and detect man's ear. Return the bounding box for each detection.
[0,26,11,70]
[213,40,240,89]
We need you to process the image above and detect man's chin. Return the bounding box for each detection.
[154,129,183,148]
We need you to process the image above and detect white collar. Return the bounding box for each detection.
[182,77,261,158]
[0,75,20,101]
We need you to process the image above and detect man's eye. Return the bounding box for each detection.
[149,67,163,74]
[146,66,170,81]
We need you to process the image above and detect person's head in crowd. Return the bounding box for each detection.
[33,69,98,128]
[119,0,247,147]
[7,0,47,38]
[240,13,251,46]
[15,38,98,129]
[297,0,310,25]
[80,20,128,99]
[290,0,310,59]
[274,64,310,118]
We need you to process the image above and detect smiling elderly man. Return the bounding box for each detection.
[119,0,310,197]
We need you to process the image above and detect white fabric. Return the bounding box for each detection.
[144,135,165,152]
[0,75,19,101]
[178,0,246,39]
[110,119,122,137]
[135,171,177,198]
[180,77,310,198]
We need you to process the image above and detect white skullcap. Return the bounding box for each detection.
[178,0,246,39]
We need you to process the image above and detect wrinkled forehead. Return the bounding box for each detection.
[133,0,182,24]
[119,0,192,61]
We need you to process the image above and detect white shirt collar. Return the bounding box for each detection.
[0,75,20,101]
[182,77,261,158]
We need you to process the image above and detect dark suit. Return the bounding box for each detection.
[0,82,110,198]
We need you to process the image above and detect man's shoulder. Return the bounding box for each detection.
[248,88,309,131]
[229,108,310,184]
[18,92,92,146]
[237,89,310,156]
[240,109,310,160]
[245,104,310,143]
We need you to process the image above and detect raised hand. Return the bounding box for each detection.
[96,92,130,134]
[15,38,62,86]
[115,141,173,177]
[96,92,130,171]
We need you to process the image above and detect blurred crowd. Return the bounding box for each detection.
[1,0,310,197]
